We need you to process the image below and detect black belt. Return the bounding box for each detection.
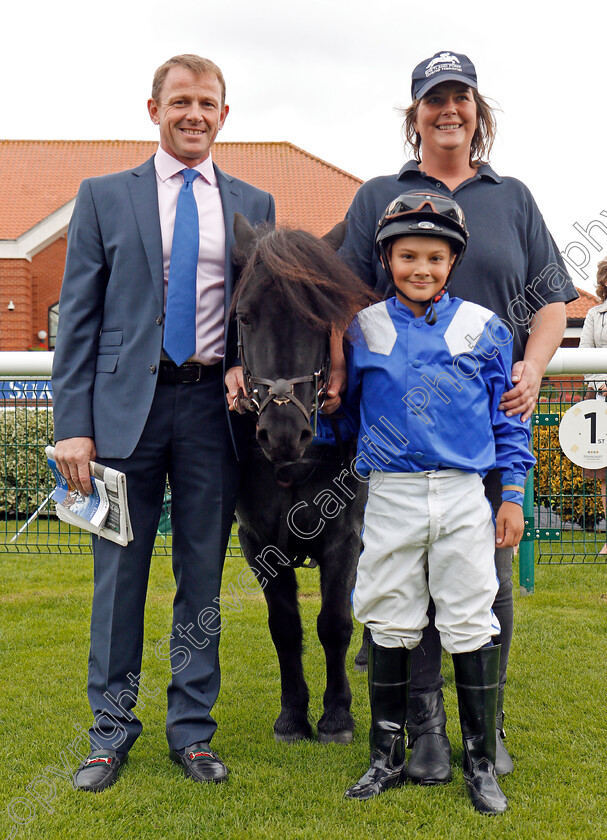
[158,360,221,384]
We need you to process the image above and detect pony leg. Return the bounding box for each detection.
[316,543,356,743]
[265,567,312,742]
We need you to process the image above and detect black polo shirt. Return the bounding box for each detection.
[340,161,578,363]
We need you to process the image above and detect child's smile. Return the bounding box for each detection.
[388,235,456,317]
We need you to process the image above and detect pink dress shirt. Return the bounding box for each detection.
[155,146,226,364]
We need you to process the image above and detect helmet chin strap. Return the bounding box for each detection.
[423,288,446,325]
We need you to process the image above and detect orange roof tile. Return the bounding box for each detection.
[567,287,598,321]
[0,140,362,239]
[3,140,591,327]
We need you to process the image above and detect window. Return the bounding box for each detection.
[48,302,59,350]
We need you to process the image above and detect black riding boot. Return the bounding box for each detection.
[495,687,514,776]
[345,641,410,800]
[406,689,452,784]
[452,645,508,815]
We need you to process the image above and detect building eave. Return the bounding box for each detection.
[0,199,74,261]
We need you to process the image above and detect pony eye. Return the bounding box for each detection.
[239,314,250,326]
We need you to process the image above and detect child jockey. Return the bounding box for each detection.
[344,192,535,815]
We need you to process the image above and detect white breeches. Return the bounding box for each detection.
[353,470,500,654]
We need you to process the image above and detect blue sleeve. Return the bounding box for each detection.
[480,318,536,496]
[314,405,360,446]
[343,322,364,421]
[313,337,361,445]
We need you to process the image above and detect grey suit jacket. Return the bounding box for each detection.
[52,155,275,458]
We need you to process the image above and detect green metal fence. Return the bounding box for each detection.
[0,378,242,557]
[530,377,607,566]
[2,372,607,571]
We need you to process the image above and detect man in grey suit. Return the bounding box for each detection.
[52,54,275,791]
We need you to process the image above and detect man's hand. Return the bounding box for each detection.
[495,501,524,548]
[54,437,97,496]
[225,365,247,413]
[499,359,542,422]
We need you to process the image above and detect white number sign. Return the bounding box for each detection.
[558,398,607,469]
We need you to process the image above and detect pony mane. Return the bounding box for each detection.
[232,226,374,333]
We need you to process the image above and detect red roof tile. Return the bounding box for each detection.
[2,140,594,328]
[567,287,598,320]
[0,140,362,239]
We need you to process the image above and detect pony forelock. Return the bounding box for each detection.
[232,226,372,333]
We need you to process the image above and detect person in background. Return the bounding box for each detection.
[340,50,577,783]
[579,257,607,554]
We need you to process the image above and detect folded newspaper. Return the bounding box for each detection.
[45,446,133,546]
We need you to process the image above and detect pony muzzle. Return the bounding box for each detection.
[256,407,314,464]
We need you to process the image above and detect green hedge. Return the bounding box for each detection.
[2,400,604,528]
[534,421,604,529]
[1,405,54,516]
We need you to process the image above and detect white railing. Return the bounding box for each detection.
[0,351,53,377]
[1,348,607,379]
[544,348,607,376]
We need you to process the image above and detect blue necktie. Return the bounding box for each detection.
[163,168,201,366]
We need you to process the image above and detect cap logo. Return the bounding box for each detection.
[418,221,436,229]
[425,52,461,78]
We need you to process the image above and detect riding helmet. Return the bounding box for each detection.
[375,191,469,324]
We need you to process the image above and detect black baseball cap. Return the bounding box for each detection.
[411,51,477,101]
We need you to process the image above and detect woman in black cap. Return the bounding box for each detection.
[340,50,577,785]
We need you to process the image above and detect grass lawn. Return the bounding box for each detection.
[1,543,606,840]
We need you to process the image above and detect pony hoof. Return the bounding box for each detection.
[274,711,313,743]
[275,731,310,744]
[318,730,353,745]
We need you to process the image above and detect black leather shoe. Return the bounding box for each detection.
[406,690,452,785]
[73,749,127,792]
[344,748,405,800]
[495,690,514,776]
[495,726,514,776]
[169,742,228,783]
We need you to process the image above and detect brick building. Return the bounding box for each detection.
[0,140,362,351]
[0,139,596,351]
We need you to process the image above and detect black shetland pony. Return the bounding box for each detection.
[232,213,369,744]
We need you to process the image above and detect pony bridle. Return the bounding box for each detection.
[237,314,331,437]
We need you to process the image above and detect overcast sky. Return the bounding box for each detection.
[2,0,606,293]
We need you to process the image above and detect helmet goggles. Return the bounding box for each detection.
[375,192,468,259]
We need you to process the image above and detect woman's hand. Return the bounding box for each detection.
[495,501,524,548]
[499,302,566,422]
[322,327,347,414]
[322,367,347,414]
[499,359,542,422]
